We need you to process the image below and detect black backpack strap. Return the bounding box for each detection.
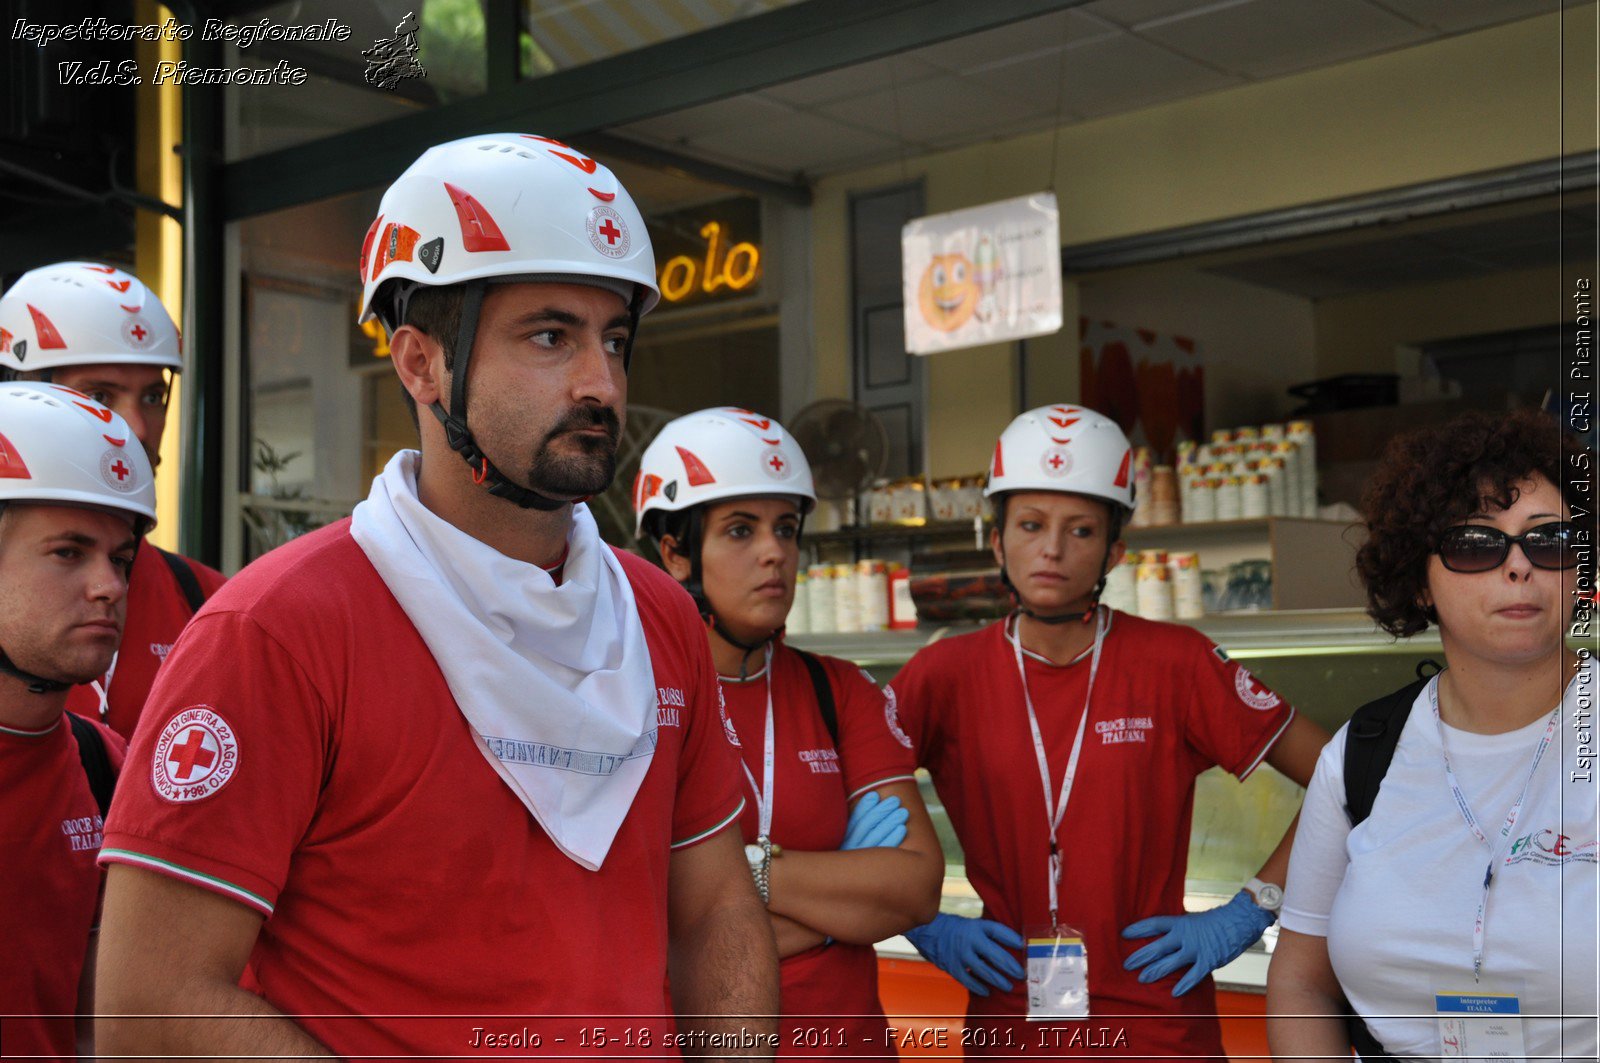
[1339,660,1441,1061]
[1343,663,1440,827]
[67,712,116,820]
[157,547,207,616]
[792,648,839,748]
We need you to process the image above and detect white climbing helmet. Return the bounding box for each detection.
[0,262,182,375]
[0,382,157,530]
[358,132,660,327]
[985,403,1136,512]
[634,407,816,536]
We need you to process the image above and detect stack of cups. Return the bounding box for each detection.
[1241,468,1270,519]
[1265,457,1289,516]
[1150,465,1180,526]
[1136,551,1175,620]
[1214,466,1243,521]
[857,560,889,632]
[833,563,860,633]
[1130,448,1155,527]
[1274,441,1301,516]
[1185,468,1217,523]
[788,571,811,635]
[808,563,836,633]
[1170,552,1204,619]
[1288,420,1317,516]
[1103,552,1139,614]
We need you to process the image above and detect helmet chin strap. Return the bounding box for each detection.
[413,281,644,513]
[0,647,70,694]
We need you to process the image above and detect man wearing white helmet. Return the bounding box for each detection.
[95,134,776,1058]
[0,262,226,741]
[888,405,1328,1060]
[636,408,943,1055]
[0,383,156,1060]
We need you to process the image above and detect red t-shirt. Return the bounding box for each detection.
[888,612,1294,1060]
[720,644,917,1055]
[66,544,226,741]
[101,521,744,1058]
[0,713,125,1061]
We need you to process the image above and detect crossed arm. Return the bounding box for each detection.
[668,825,781,1056]
[764,779,943,951]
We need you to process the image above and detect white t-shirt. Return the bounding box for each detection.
[1282,666,1598,1061]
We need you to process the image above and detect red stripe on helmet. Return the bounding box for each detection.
[676,446,716,487]
[0,432,30,480]
[26,304,66,349]
[444,183,510,253]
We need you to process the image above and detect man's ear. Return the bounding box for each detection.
[658,534,693,583]
[389,325,445,411]
[989,524,1005,572]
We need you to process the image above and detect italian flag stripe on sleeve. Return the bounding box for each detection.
[99,848,274,915]
[671,797,746,850]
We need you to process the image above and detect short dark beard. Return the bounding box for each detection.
[526,405,621,497]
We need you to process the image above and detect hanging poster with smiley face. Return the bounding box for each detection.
[902,192,1062,355]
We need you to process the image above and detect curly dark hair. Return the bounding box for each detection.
[1357,407,1593,637]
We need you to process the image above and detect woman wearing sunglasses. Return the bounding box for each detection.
[1268,408,1597,1061]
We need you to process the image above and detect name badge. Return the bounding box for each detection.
[1435,991,1527,1060]
[1026,924,1088,1021]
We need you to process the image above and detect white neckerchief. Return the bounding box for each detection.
[351,451,658,871]
[1009,606,1110,930]
[1428,668,1568,981]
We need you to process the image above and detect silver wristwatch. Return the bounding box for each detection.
[745,837,776,904]
[1245,876,1284,914]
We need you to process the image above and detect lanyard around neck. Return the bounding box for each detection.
[1010,607,1109,930]
[738,643,777,841]
[1428,674,1560,982]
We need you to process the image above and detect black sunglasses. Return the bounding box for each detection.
[1436,521,1578,573]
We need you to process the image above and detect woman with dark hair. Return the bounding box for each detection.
[1268,408,1597,1061]
[635,407,944,1057]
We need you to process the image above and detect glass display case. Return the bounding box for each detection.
[789,608,1443,992]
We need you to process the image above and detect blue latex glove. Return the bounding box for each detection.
[905,913,1025,997]
[1121,890,1276,996]
[840,791,907,850]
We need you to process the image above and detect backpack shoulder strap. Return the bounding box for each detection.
[157,547,207,616]
[1337,661,1440,1061]
[792,648,839,748]
[67,712,116,820]
[1343,671,1432,827]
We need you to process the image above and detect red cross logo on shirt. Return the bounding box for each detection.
[168,728,216,781]
[129,323,147,342]
[598,218,622,245]
[109,459,130,481]
[768,454,785,473]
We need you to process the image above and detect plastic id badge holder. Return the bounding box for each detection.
[1434,988,1527,1060]
[1026,924,1088,1020]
